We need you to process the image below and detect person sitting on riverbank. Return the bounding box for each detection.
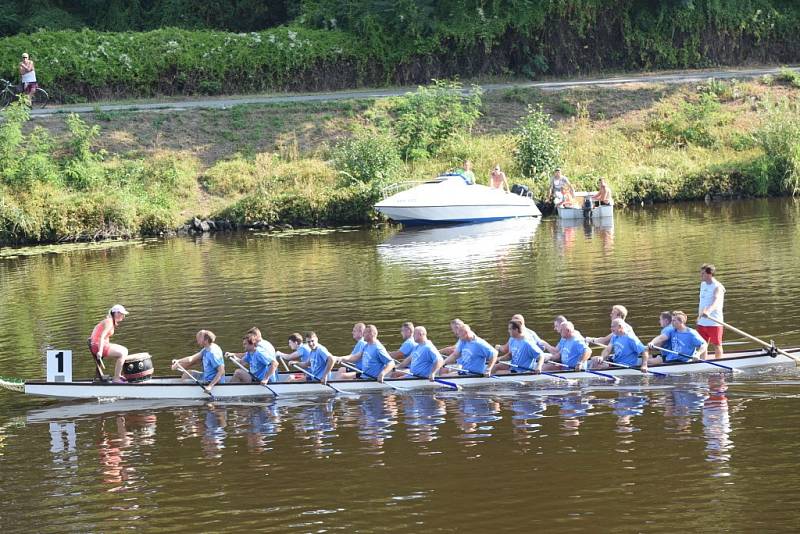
[592,178,613,206]
[292,331,336,384]
[495,320,547,373]
[439,318,465,356]
[336,324,395,382]
[227,333,279,384]
[592,319,650,370]
[394,326,444,381]
[649,311,708,362]
[89,304,130,383]
[545,321,591,371]
[441,324,498,376]
[489,165,510,192]
[172,330,225,392]
[389,321,417,360]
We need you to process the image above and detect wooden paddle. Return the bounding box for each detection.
[172,360,215,399]
[227,356,279,397]
[338,360,409,393]
[587,340,668,377]
[290,363,354,396]
[652,346,741,373]
[703,315,800,365]
[393,368,462,391]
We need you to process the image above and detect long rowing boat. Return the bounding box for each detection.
[1,346,797,400]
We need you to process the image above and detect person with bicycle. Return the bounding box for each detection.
[19,52,37,95]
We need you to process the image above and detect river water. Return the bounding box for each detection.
[1,199,799,532]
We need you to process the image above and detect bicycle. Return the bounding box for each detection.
[0,78,49,110]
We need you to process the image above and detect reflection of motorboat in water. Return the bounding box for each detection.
[377,218,541,268]
[557,191,614,220]
[375,173,541,224]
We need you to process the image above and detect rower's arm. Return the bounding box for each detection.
[172,351,202,370]
[648,334,667,349]
[441,352,459,367]
[377,359,395,382]
[578,348,592,369]
[278,349,301,361]
[494,342,510,353]
[396,355,412,369]
[207,364,225,390]
[601,344,612,359]
[591,333,612,346]
[340,351,363,363]
[262,360,279,384]
[497,351,511,362]
[431,357,444,379]
[320,355,336,385]
[485,352,499,376]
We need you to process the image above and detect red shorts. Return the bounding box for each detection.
[697,325,723,345]
[90,342,110,358]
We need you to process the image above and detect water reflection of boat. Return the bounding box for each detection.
[377,218,541,269]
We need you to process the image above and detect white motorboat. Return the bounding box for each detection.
[557,191,614,219]
[375,173,541,225]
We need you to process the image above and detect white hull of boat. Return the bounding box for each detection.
[19,348,798,400]
[557,204,614,219]
[375,176,541,224]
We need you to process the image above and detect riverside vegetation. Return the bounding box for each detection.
[2,2,800,100]
[1,76,800,245]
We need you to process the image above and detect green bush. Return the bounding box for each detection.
[756,101,800,195]
[389,80,482,161]
[331,130,402,187]
[513,104,562,180]
[649,93,724,148]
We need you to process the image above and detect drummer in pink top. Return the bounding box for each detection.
[89,304,130,383]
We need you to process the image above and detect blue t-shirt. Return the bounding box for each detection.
[308,344,333,380]
[409,340,442,377]
[201,343,224,383]
[665,328,706,362]
[523,327,550,351]
[508,336,544,370]
[349,338,368,370]
[244,347,277,383]
[609,333,647,367]
[557,336,589,368]
[660,325,675,352]
[361,341,393,377]
[296,343,311,363]
[397,337,417,358]
[456,336,496,374]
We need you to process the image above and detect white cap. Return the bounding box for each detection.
[110,304,129,315]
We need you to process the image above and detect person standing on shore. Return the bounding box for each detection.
[489,165,510,192]
[19,52,37,95]
[697,263,726,359]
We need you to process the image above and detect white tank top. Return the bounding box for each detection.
[698,279,725,326]
[21,70,36,83]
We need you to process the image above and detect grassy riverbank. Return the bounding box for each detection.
[1,75,800,245]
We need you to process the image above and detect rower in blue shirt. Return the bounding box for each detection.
[390,321,417,360]
[650,310,708,363]
[496,319,546,373]
[547,321,591,371]
[394,326,444,380]
[171,329,225,392]
[277,332,311,365]
[292,332,336,384]
[442,324,498,376]
[338,324,396,382]
[646,311,676,366]
[595,319,649,370]
[228,332,279,384]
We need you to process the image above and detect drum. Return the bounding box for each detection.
[122,353,154,383]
